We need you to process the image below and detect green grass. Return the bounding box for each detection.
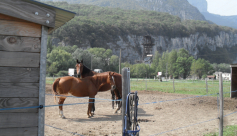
[47,77,231,97]
[130,78,231,97]
[205,125,237,136]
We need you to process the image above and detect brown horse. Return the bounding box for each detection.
[76,59,122,113]
[52,72,116,118]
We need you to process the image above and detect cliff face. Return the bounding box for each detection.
[106,32,237,63]
[135,0,206,21]
[56,32,237,63]
[187,0,207,13]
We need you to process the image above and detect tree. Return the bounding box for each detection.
[47,48,74,76]
[109,55,119,73]
[72,48,92,68]
[150,51,161,76]
[191,58,214,79]
[168,50,178,78]
[176,49,193,78]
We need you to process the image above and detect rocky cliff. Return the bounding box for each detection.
[54,32,237,64]
[135,0,206,21]
[187,0,207,13]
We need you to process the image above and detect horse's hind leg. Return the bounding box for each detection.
[58,97,66,119]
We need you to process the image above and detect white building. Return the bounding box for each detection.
[214,72,231,80]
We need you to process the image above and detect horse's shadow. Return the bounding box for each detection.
[66,107,153,122]
[66,114,122,122]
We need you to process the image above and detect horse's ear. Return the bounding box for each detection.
[81,59,83,63]
[77,59,79,63]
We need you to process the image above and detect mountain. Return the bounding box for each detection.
[187,0,237,29]
[44,2,237,64]
[39,0,206,21]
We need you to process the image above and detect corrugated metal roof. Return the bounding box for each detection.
[23,0,76,33]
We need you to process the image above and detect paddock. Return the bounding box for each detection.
[44,84,237,136]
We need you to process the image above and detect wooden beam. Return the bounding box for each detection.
[0,51,40,67]
[0,35,41,52]
[38,25,48,136]
[0,113,38,128]
[0,83,39,97]
[0,127,37,136]
[0,67,39,83]
[0,98,38,113]
[0,20,41,37]
[0,0,55,28]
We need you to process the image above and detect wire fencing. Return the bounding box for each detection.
[0,77,235,136]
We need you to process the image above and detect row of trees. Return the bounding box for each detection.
[123,49,214,79]
[47,44,230,79]
[46,44,120,76]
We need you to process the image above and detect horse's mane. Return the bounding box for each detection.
[82,65,93,75]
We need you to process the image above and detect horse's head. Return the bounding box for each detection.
[75,59,84,79]
[108,72,116,90]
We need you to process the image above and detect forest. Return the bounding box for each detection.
[47,42,230,79]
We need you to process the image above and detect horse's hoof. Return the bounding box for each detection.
[59,116,66,119]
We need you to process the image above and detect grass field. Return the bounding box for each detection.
[46,77,231,97]
[205,125,237,136]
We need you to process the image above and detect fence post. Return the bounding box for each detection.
[219,73,223,136]
[53,75,55,82]
[173,78,175,92]
[122,68,130,135]
[206,78,208,94]
[146,77,147,91]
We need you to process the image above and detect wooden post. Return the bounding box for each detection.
[119,49,121,74]
[38,26,48,136]
[173,78,175,92]
[122,68,130,135]
[206,78,208,94]
[91,55,92,70]
[219,73,223,136]
[146,77,147,91]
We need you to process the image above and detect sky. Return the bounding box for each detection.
[206,0,237,16]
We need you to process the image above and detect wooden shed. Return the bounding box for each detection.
[230,63,237,98]
[0,0,75,135]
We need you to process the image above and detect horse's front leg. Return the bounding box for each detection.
[114,101,122,114]
[58,97,66,118]
[87,97,94,118]
[111,90,115,109]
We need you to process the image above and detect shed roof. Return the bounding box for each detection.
[230,63,237,67]
[24,0,76,33]
[0,0,76,33]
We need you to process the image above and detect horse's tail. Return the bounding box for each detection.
[52,78,60,104]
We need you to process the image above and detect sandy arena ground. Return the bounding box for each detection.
[44,84,237,136]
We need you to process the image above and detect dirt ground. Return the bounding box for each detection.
[44,84,237,136]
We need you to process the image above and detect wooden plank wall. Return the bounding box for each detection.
[0,13,42,136]
[231,67,237,98]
